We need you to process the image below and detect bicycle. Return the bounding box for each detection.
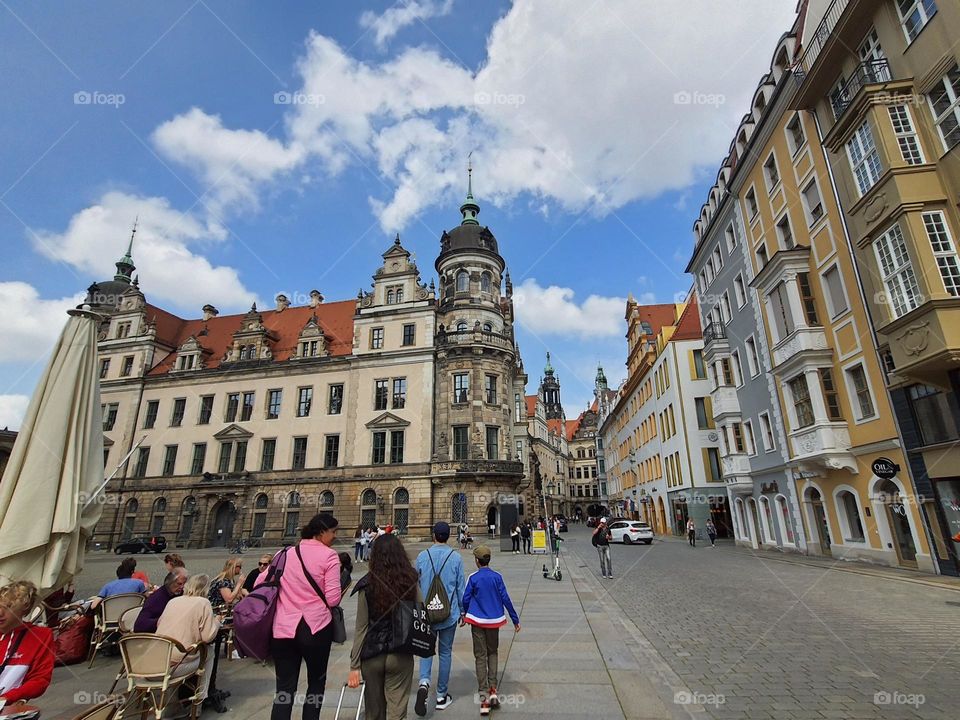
[229,538,248,554]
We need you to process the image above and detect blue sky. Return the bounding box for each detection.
[0,0,797,428]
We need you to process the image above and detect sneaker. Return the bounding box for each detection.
[416,684,429,717]
[436,694,453,710]
[488,687,499,708]
[479,699,491,716]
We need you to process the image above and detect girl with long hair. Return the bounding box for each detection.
[208,557,247,611]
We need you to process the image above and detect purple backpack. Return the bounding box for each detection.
[232,548,289,660]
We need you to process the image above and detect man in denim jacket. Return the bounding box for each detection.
[415,521,465,715]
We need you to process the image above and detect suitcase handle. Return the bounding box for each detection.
[335,680,365,720]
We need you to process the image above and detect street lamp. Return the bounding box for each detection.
[546,482,555,515]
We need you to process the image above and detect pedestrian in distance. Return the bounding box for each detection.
[687,518,697,547]
[354,527,363,562]
[510,523,520,554]
[347,533,421,720]
[460,545,520,717]
[520,521,532,554]
[706,519,718,548]
[414,522,465,716]
[591,520,613,579]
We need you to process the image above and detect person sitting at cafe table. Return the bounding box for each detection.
[135,568,188,633]
[0,581,55,705]
[207,559,247,612]
[90,557,146,610]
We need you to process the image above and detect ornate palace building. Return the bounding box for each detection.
[89,176,527,547]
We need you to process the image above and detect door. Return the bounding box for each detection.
[811,492,832,557]
[749,500,764,546]
[486,506,498,535]
[882,481,918,567]
[211,502,235,547]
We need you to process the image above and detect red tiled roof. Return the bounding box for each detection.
[146,301,356,375]
[564,419,580,441]
[672,296,702,341]
[525,395,538,419]
[631,303,678,338]
[546,419,565,437]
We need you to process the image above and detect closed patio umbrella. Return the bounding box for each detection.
[0,308,105,593]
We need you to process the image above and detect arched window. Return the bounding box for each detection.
[456,270,469,293]
[482,323,492,333]
[122,499,139,540]
[151,497,166,535]
[395,287,403,303]
[480,272,491,293]
[456,321,467,332]
[239,345,248,360]
[760,496,775,544]
[452,492,467,524]
[776,495,794,544]
[178,496,196,541]
[393,487,410,534]
[320,490,335,508]
[252,493,268,538]
[838,490,865,541]
[386,289,394,304]
[361,488,378,529]
[284,492,301,538]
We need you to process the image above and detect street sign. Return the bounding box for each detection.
[871,457,899,479]
[532,529,547,554]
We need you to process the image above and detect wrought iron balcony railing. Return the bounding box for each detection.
[703,321,727,347]
[797,0,850,79]
[830,59,892,118]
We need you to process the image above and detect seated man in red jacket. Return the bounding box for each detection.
[0,581,55,705]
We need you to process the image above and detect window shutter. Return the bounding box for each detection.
[703,396,715,429]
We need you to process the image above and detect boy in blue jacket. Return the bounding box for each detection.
[460,545,521,716]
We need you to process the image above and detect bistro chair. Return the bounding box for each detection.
[115,634,207,720]
[107,606,143,693]
[88,593,146,667]
[68,697,121,720]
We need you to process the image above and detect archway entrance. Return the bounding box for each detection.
[209,501,236,547]
[748,499,763,546]
[879,480,918,568]
[807,488,831,557]
[486,505,498,537]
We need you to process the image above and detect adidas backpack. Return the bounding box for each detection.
[425,549,455,625]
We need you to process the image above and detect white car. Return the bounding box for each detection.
[608,520,654,545]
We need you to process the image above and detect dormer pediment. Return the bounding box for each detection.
[364,412,411,429]
[293,314,329,359]
[213,424,254,440]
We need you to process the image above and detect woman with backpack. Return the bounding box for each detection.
[266,513,342,720]
[347,532,422,720]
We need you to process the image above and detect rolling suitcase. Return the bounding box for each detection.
[334,681,364,720]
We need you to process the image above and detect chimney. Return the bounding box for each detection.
[275,294,289,312]
[202,304,218,322]
[309,290,324,308]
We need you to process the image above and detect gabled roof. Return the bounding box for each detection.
[546,419,565,437]
[146,301,356,376]
[525,395,538,419]
[672,296,702,341]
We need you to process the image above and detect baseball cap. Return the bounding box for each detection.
[473,545,492,562]
[433,521,451,540]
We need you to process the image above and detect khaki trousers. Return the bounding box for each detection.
[470,625,500,692]
[361,652,414,720]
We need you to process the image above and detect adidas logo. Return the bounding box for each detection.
[427,594,446,611]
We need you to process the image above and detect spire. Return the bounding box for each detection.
[595,364,608,389]
[460,154,480,226]
[114,216,138,283]
[544,351,554,376]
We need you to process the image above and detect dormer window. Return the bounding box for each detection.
[173,335,206,373]
[176,354,196,371]
[115,322,132,339]
[295,314,327,359]
[300,340,320,357]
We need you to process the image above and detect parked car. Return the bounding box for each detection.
[608,521,653,545]
[114,536,167,554]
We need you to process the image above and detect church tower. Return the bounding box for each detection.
[540,352,563,420]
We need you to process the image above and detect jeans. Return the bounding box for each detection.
[597,545,612,576]
[511,536,520,552]
[270,618,334,720]
[419,624,457,696]
[521,537,531,554]
[688,530,696,547]
[354,541,362,561]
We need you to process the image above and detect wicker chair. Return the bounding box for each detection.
[68,698,121,720]
[107,606,143,693]
[115,634,207,720]
[88,593,146,667]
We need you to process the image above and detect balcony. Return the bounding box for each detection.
[702,321,729,360]
[437,329,515,353]
[721,453,752,495]
[711,386,741,420]
[771,326,830,374]
[797,0,850,78]
[788,421,857,473]
[830,59,891,119]
[431,459,525,479]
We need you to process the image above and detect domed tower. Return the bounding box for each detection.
[84,219,139,314]
[433,163,525,542]
[540,352,564,420]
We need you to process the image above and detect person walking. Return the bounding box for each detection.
[363,527,376,561]
[354,527,363,562]
[414,522,465,716]
[591,520,613,579]
[461,545,521,716]
[686,518,697,547]
[520,521,532,554]
[262,513,342,720]
[509,524,520,554]
[347,533,420,720]
[706,519,718,548]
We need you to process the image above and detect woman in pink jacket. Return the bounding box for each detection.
[259,513,341,720]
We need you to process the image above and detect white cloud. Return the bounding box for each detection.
[513,278,625,339]
[0,283,81,363]
[0,395,29,431]
[360,0,455,49]
[31,191,257,314]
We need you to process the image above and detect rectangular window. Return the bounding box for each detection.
[218,442,232,474]
[485,426,499,460]
[745,337,760,376]
[402,324,415,346]
[144,400,159,429]
[745,187,758,218]
[453,373,470,404]
[725,223,737,251]
[225,393,240,422]
[721,292,732,323]
[888,105,924,165]
[374,380,389,411]
[759,412,775,451]
[822,265,849,317]
[713,247,724,273]
[756,243,769,268]
[328,384,343,414]
[485,374,498,404]
[820,368,843,420]
[801,180,824,226]
[241,392,255,421]
[769,282,795,340]
[121,356,134,377]
[99,358,110,379]
[732,350,744,387]
[707,448,722,483]
[788,375,815,429]
[324,435,340,468]
[390,430,405,464]
[846,120,883,196]
[733,274,746,308]
[267,389,282,420]
[847,364,876,420]
[133,447,150,478]
[261,438,276,471]
[786,113,806,155]
[928,63,960,151]
[370,327,384,349]
[515,392,523,421]
[718,358,733,386]
[908,384,960,445]
[233,440,247,472]
[392,378,407,409]
[297,387,313,417]
[776,214,794,249]
[191,443,206,475]
[162,445,178,476]
[692,349,706,379]
[874,222,922,318]
[695,397,711,429]
[744,420,757,456]
[198,395,214,425]
[372,431,386,464]
[103,403,119,432]
[798,272,820,326]
[922,211,960,296]
[896,0,937,43]
[453,426,469,460]
[170,398,186,427]
[731,423,745,453]
[292,437,308,470]
[763,152,780,192]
